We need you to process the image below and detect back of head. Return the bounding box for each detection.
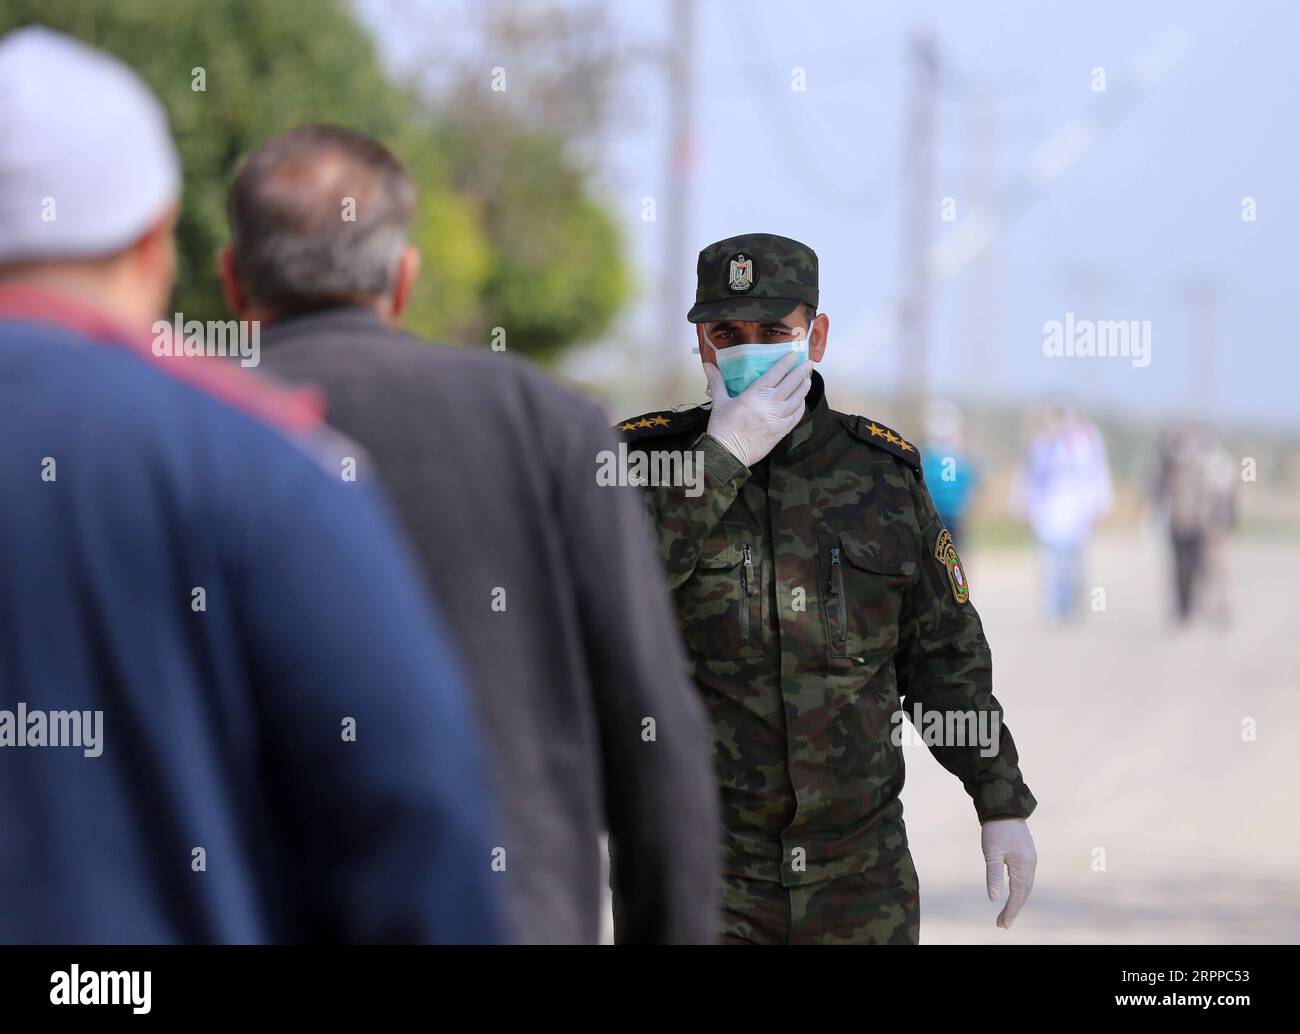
[0,26,180,269]
[227,125,416,314]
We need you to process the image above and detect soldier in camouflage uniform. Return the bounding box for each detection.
[615,233,1039,944]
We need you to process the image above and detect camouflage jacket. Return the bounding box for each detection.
[617,372,1037,886]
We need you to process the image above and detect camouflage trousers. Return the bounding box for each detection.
[719,852,920,945]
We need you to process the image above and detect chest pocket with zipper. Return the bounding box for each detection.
[820,529,916,663]
[676,528,765,660]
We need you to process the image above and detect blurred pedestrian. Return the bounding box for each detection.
[921,400,979,547]
[220,125,720,945]
[0,27,502,944]
[1154,424,1237,622]
[1021,400,1112,622]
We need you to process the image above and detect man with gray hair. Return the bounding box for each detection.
[224,124,419,320]
[221,125,720,944]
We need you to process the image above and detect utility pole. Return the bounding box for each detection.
[659,0,694,398]
[1057,262,1109,408]
[1184,277,1217,422]
[897,28,938,438]
[847,25,1190,409]
[961,79,1002,404]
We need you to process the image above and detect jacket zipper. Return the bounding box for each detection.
[829,546,847,646]
[740,543,753,641]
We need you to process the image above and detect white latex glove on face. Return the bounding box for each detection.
[701,350,813,468]
[981,817,1037,929]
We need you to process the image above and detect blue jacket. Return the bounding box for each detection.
[0,285,504,944]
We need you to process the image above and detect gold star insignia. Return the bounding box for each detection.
[636,418,653,429]
[867,422,888,439]
[620,422,638,432]
[898,439,915,452]
[651,415,671,427]
[883,429,900,445]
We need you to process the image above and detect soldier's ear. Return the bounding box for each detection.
[696,323,717,366]
[809,313,829,362]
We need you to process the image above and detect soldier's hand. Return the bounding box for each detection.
[981,817,1037,929]
[702,351,813,468]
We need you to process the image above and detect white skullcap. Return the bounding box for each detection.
[0,26,181,264]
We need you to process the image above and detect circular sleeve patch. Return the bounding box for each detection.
[934,528,970,605]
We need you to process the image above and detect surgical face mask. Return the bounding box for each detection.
[711,332,811,397]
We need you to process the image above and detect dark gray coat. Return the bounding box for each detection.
[258,306,719,944]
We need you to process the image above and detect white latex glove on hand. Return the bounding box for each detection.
[702,351,813,468]
[981,817,1037,929]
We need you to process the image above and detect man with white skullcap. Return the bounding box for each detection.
[0,26,181,326]
[0,27,505,944]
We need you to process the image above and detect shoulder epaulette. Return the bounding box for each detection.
[614,405,708,443]
[841,415,923,473]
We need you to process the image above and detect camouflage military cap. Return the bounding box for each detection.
[687,233,818,324]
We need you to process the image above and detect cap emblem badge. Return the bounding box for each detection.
[727,253,755,292]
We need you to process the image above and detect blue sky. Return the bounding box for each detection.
[362,0,1300,432]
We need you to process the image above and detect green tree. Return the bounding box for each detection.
[0,0,484,331]
[1,0,628,362]
[433,114,627,361]
[385,0,634,360]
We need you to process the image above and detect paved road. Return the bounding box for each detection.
[906,528,1300,944]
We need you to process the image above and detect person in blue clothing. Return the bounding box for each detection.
[0,26,504,944]
[921,400,980,548]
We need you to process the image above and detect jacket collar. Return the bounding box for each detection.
[0,281,324,431]
[769,368,838,462]
[259,303,388,346]
[0,280,146,344]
